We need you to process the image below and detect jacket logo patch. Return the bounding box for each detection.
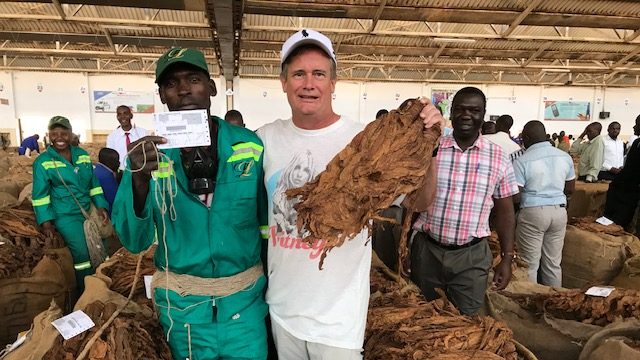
[234,160,255,177]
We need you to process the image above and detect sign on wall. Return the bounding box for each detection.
[93,91,155,113]
[544,101,591,121]
[431,89,457,120]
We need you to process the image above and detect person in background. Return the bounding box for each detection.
[375,109,388,119]
[112,47,269,359]
[603,115,640,228]
[106,105,147,170]
[257,29,442,359]
[513,121,575,287]
[18,134,40,157]
[31,116,109,290]
[70,133,80,146]
[93,147,120,215]
[481,121,497,135]
[557,130,571,153]
[626,115,640,154]
[551,133,558,146]
[224,109,246,127]
[574,122,605,183]
[411,87,518,316]
[599,121,623,181]
[483,114,523,161]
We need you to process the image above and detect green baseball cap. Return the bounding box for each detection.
[48,116,72,130]
[155,47,210,83]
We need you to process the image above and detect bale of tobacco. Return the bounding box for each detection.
[562,217,640,288]
[365,256,519,360]
[97,246,157,307]
[0,205,75,346]
[43,300,172,360]
[287,99,441,268]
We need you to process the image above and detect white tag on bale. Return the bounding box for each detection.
[585,286,615,298]
[51,310,95,340]
[144,275,153,299]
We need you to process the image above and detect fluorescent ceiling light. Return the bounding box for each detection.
[541,68,570,73]
[432,37,476,43]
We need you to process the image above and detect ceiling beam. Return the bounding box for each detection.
[624,29,640,42]
[244,1,640,30]
[523,41,552,67]
[502,0,544,37]
[2,0,206,11]
[0,31,214,48]
[367,0,387,33]
[431,44,446,64]
[50,0,66,20]
[0,13,207,28]
[0,47,218,62]
[611,46,640,68]
[206,0,235,79]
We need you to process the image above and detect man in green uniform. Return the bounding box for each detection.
[112,48,269,360]
[32,116,110,289]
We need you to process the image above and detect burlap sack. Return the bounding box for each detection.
[0,300,63,360]
[610,255,640,290]
[0,248,74,346]
[579,320,640,360]
[16,183,32,207]
[0,192,18,208]
[4,174,31,193]
[567,182,609,219]
[562,225,640,288]
[486,281,583,360]
[0,180,20,198]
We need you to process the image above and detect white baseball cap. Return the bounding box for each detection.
[280,29,337,66]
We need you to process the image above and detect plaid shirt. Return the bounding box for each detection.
[413,135,518,246]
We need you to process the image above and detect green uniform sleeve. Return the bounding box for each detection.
[31,159,56,225]
[112,170,156,254]
[89,171,110,210]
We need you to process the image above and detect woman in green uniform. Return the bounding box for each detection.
[31,116,109,290]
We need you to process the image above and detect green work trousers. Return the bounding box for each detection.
[55,214,94,290]
[154,276,268,360]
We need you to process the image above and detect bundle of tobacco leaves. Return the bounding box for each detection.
[44,300,172,360]
[100,246,157,306]
[0,206,64,279]
[569,216,628,236]
[287,99,441,268]
[366,257,518,360]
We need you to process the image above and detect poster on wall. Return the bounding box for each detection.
[431,89,457,120]
[543,101,591,121]
[93,90,155,113]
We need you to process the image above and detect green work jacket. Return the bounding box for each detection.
[32,146,109,224]
[113,117,269,279]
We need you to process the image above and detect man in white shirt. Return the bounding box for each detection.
[256,29,442,360]
[483,114,523,162]
[106,105,147,169]
[599,121,623,180]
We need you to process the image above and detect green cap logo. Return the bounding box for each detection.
[155,47,209,83]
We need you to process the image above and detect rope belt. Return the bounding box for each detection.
[151,263,263,298]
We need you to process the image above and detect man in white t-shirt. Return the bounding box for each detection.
[106,105,147,169]
[256,29,442,360]
[599,121,624,180]
[483,114,523,162]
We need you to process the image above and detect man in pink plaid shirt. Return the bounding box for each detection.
[410,86,519,315]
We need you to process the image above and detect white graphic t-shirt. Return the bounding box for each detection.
[256,117,371,350]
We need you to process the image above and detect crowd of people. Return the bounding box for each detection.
[26,28,640,360]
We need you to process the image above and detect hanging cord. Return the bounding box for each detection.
[76,141,179,360]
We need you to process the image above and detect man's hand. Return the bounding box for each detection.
[127,136,167,181]
[41,221,59,239]
[98,207,109,224]
[492,258,513,290]
[418,98,445,130]
[126,136,166,216]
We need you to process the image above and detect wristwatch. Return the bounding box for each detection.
[501,251,517,261]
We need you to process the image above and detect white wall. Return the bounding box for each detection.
[2,70,640,142]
